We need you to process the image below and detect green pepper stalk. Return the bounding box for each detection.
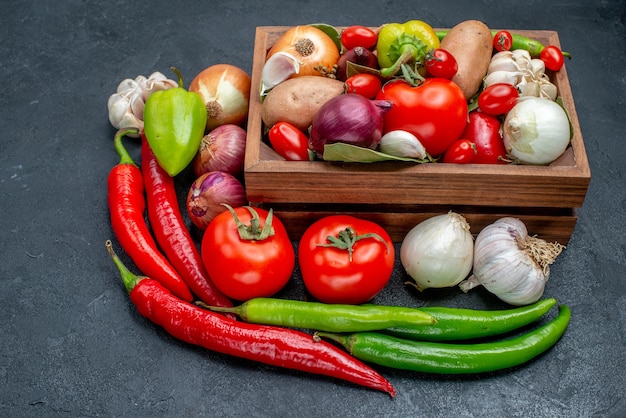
[376,20,441,78]
[143,67,207,177]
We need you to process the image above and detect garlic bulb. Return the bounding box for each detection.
[400,212,474,291]
[459,217,564,306]
[107,71,177,136]
[483,49,558,100]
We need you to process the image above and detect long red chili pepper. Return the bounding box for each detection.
[140,134,233,308]
[106,240,395,397]
[108,128,193,302]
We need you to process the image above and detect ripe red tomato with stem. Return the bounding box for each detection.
[493,30,513,52]
[341,25,378,50]
[477,83,519,115]
[268,122,311,161]
[376,78,468,156]
[345,73,382,99]
[201,205,295,301]
[462,111,508,165]
[424,48,458,79]
[298,215,394,305]
[540,45,565,71]
[443,139,476,164]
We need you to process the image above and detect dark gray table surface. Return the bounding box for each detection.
[2,1,625,417]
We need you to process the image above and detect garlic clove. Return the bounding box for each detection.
[484,70,522,87]
[260,51,300,96]
[530,59,546,78]
[140,73,178,101]
[116,78,140,94]
[487,56,521,74]
[518,80,540,97]
[379,130,428,159]
[540,81,558,101]
[107,93,143,136]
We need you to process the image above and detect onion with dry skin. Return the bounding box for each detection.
[186,171,247,230]
[266,25,340,79]
[189,64,251,131]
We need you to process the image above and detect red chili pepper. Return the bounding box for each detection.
[107,129,193,302]
[106,240,396,397]
[140,134,233,308]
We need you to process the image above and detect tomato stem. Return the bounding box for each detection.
[224,204,275,241]
[317,227,389,262]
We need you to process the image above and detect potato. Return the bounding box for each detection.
[440,20,493,100]
[261,76,345,131]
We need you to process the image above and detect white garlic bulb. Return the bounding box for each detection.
[107,72,178,136]
[459,217,564,306]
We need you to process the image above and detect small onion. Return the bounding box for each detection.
[189,64,251,131]
[459,217,564,306]
[186,171,247,230]
[400,212,474,291]
[192,124,247,177]
[309,93,392,158]
[502,97,570,165]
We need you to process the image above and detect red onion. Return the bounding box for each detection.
[186,171,247,230]
[336,47,379,81]
[309,93,392,158]
[193,124,247,177]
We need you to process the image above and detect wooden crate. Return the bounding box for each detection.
[244,26,590,244]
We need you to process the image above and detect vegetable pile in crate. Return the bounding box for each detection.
[244,23,590,244]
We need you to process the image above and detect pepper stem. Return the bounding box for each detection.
[316,227,389,262]
[105,240,143,293]
[313,331,354,353]
[113,128,140,166]
[380,34,427,78]
[170,66,185,89]
[224,204,276,241]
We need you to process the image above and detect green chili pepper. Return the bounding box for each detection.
[435,30,572,59]
[200,298,436,333]
[315,304,571,374]
[383,298,557,341]
[376,20,441,78]
[143,67,207,177]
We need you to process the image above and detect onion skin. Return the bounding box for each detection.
[192,124,247,177]
[189,64,251,131]
[309,94,392,158]
[186,171,247,231]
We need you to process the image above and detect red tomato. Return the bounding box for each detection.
[442,139,476,164]
[462,111,508,164]
[341,25,378,50]
[376,78,468,156]
[477,83,519,115]
[268,122,311,161]
[345,73,382,99]
[540,45,565,71]
[424,48,458,79]
[493,30,513,52]
[201,206,295,301]
[298,215,394,305]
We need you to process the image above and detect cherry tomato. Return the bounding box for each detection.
[345,73,382,99]
[442,139,476,164]
[540,45,565,71]
[341,25,378,50]
[298,215,394,305]
[477,83,519,115]
[424,48,458,79]
[268,122,310,161]
[376,78,468,156]
[201,206,295,301]
[493,30,513,52]
[462,111,508,165]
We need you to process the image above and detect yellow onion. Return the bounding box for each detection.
[189,64,251,131]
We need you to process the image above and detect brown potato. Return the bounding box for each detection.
[440,20,493,100]
[261,76,345,131]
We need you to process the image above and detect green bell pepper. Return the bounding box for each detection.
[376,20,440,78]
[143,67,207,177]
